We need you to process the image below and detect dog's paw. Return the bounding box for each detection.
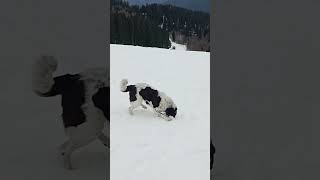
[157,113,173,121]
[166,117,173,121]
[128,107,134,115]
[164,116,173,121]
[64,155,74,170]
[64,162,73,170]
[155,112,162,117]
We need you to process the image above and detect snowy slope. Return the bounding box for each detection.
[110,44,210,180]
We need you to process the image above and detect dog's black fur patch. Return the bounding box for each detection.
[127,85,137,102]
[165,107,177,118]
[122,85,137,102]
[139,87,161,108]
[40,74,76,97]
[92,87,110,120]
[40,74,86,128]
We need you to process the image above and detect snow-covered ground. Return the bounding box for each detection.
[110,44,210,180]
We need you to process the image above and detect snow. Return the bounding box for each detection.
[170,38,187,51]
[110,44,210,180]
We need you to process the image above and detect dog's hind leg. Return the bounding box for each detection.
[97,132,110,148]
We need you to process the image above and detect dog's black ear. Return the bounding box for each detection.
[53,74,80,93]
[38,74,75,97]
[165,107,177,118]
[174,107,177,115]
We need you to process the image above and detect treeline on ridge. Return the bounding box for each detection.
[111,0,210,51]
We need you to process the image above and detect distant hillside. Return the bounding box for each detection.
[127,0,211,13]
[111,0,171,49]
[127,0,167,6]
[111,0,210,51]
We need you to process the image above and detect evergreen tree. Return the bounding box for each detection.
[172,31,176,42]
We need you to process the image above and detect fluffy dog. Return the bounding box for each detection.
[120,79,177,121]
[32,55,109,170]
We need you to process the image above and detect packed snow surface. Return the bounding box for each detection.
[110,44,210,180]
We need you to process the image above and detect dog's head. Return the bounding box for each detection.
[165,106,177,118]
[161,94,177,119]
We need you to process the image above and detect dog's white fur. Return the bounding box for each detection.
[32,56,57,95]
[32,56,109,169]
[120,79,177,121]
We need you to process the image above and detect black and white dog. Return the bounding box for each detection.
[32,55,109,170]
[120,79,177,121]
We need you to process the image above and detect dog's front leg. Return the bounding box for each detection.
[156,111,173,121]
[162,114,173,121]
[128,101,141,115]
[141,104,148,109]
[59,140,70,156]
[128,107,134,115]
[63,143,77,170]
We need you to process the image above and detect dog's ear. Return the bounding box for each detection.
[52,74,78,94]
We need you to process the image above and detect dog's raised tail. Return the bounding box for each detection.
[32,55,58,96]
[120,79,128,92]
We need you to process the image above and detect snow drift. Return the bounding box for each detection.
[110,44,210,180]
